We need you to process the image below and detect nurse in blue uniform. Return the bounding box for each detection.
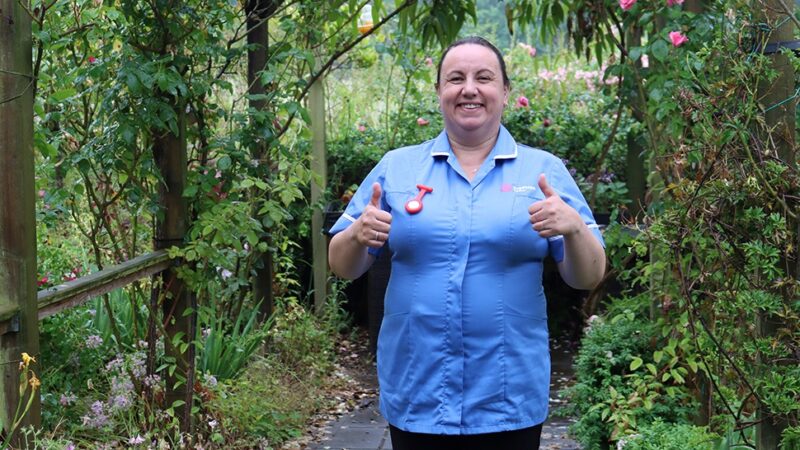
[328,36,606,450]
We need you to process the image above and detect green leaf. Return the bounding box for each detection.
[183,185,199,198]
[651,40,669,62]
[630,357,643,371]
[653,350,664,363]
[50,88,77,102]
[217,155,232,170]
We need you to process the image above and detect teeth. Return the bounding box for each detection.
[462,104,481,109]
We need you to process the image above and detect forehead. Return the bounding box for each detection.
[441,44,501,74]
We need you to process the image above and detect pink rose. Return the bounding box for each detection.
[38,189,45,198]
[619,0,636,10]
[669,31,689,47]
[519,43,537,57]
[417,117,430,126]
[88,56,97,64]
[666,0,684,6]
[424,57,434,67]
[515,96,529,108]
[357,124,367,132]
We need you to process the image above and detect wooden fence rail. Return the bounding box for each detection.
[0,250,172,334]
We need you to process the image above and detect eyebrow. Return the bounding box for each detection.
[444,68,497,78]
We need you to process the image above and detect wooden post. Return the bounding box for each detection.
[153,107,194,432]
[625,26,647,219]
[309,66,327,313]
[756,3,795,446]
[0,0,41,435]
[246,0,281,321]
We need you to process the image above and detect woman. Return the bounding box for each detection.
[328,37,605,450]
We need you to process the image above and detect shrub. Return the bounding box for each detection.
[618,420,719,450]
[563,306,697,449]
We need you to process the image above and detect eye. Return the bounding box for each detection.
[448,76,464,83]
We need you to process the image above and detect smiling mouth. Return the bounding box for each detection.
[459,103,483,110]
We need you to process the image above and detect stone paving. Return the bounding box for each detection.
[307,342,582,450]
[306,395,582,450]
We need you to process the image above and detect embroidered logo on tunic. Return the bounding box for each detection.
[512,185,537,193]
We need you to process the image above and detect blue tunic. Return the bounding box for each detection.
[329,125,604,435]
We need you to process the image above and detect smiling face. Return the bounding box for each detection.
[436,43,509,145]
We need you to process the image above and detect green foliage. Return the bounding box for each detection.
[618,420,719,450]
[564,307,697,448]
[206,297,349,447]
[196,303,269,381]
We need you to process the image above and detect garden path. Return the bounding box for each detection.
[288,337,583,450]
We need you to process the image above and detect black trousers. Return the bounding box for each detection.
[389,423,543,450]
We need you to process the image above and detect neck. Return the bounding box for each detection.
[449,132,498,164]
[448,131,498,180]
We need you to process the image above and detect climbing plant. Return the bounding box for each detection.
[530,0,800,445]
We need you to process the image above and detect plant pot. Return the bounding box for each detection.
[323,203,344,236]
[594,211,611,228]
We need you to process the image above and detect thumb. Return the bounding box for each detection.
[369,182,382,208]
[538,174,556,197]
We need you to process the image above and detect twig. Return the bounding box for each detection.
[0,79,33,105]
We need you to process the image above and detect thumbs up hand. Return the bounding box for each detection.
[355,182,393,248]
[528,174,582,238]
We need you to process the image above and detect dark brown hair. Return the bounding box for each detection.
[436,36,510,88]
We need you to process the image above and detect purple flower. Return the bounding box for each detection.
[83,401,109,428]
[204,373,218,388]
[144,374,161,388]
[129,435,145,445]
[85,335,103,349]
[105,357,124,372]
[91,400,105,415]
[60,392,77,406]
[599,170,616,183]
[131,352,146,379]
[111,394,131,410]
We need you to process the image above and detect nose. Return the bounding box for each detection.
[462,76,478,96]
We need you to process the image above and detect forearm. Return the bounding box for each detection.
[557,224,606,290]
[329,226,376,280]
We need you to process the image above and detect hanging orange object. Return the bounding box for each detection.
[358,4,373,35]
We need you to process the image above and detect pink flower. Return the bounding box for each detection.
[424,57,434,67]
[88,56,97,64]
[38,189,45,198]
[515,96,529,108]
[518,43,537,57]
[619,0,636,10]
[357,124,367,132]
[666,0,684,6]
[669,31,689,47]
[417,117,430,126]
